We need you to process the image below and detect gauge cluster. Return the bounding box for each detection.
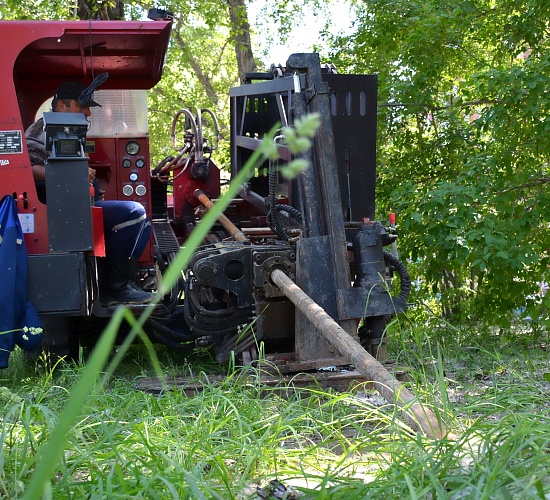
[87,136,151,216]
[120,138,147,199]
[125,141,140,155]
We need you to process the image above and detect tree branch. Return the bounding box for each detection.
[379,99,498,111]
[172,28,219,105]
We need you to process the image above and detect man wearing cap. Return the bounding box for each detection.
[25,81,155,306]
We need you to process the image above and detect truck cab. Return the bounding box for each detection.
[0,18,171,317]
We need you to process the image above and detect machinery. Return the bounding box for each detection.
[0,14,410,372]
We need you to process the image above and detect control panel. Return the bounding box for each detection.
[88,136,151,214]
[87,135,154,265]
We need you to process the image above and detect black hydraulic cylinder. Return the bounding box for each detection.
[353,223,386,289]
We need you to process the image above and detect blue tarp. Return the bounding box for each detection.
[0,195,43,368]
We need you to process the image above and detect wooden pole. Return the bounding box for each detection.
[270,268,448,439]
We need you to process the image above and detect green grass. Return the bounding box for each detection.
[4,120,550,497]
[1,321,550,499]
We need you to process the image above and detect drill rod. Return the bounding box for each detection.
[270,268,448,440]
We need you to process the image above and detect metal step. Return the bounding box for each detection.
[152,219,180,254]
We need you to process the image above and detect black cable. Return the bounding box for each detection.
[79,73,109,107]
[267,159,288,240]
[274,204,303,221]
[146,317,196,343]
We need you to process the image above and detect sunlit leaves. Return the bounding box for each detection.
[333,0,550,323]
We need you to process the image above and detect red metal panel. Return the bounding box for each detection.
[173,161,221,221]
[91,206,106,257]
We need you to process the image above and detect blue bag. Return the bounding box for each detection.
[0,195,43,368]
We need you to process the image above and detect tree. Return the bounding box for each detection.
[329,0,550,325]
[77,0,124,20]
[227,0,258,78]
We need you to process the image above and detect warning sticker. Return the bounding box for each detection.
[18,213,34,233]
[0,130,23,154]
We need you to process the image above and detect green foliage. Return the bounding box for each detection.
[330,0,550,324]
[0,0,73,20]
[2,321,550,497]
[138,0,242,169]
[248,0,331,63]
[147,30,236,169]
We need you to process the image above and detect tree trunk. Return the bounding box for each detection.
[226,0,258,81]
[77,0,125,20]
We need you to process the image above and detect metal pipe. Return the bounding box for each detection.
[193,189,249,242]
[270,268,447,439]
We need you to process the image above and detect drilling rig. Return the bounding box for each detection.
[0,14,410,376]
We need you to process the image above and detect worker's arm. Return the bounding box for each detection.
[31,164,45,181]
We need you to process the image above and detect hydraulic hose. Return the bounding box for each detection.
[267,157,289,240]
[267,153,303,240]
[383,251,411,301]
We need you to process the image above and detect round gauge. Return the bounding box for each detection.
[129,173,138,182]
[122,185,134,196]
[122,159,132,168]
[125,141,140,155]
[135,185,147,196]
[136,159,145,168]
